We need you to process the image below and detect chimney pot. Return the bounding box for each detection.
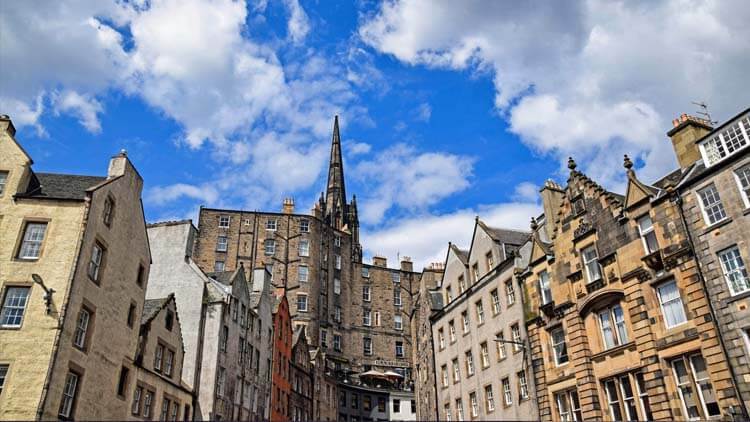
[667,113,713,168]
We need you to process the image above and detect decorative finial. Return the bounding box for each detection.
[119,149,128,156]
[623,154,633,170]
[530,216,538,230]
[567,157,577,171]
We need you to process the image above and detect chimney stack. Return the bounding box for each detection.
[372,255,387,268]
[539,179,564,239]
[400,256,413,272]
[282,197,295,214]
[0,114,16,137]
[107,149,129,179]
[667,113,713,168]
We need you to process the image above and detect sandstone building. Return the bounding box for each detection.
[0,115,155,419]
[520,140,745,421]
[271,294,293,422]
[674,109,750,416]
[191,117,418,413]
[290,327,313,421]
[432,220,537,421]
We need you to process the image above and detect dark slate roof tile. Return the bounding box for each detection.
[19,172,106,200]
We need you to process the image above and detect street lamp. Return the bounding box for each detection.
[31,273,55,314]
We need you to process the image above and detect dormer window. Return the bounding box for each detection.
[699,114,750,166]
[486,252,494,271]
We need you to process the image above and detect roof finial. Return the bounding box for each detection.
[530,216,538,230]
[567,157,577,171]
[623,154,634,171]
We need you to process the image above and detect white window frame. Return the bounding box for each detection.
[59,371,79,418]
[18,222,47,259]
[491,289,501,314]
[476,300,485,324]
[697,183,727,226]
[551,327,569,366]
[363,337,372,355]
[438,328,445,349]
[465,351,474,376]
[698,115,750,166]
[300,219,309,233]
[393,288,402,306]
[469,392,478,417]
[452,359,460,382]
[511,324,522,352]
[539,270,552,305]
[480,342,489,368]
[518,370,529,400]
[441,365,449,387]
[505,280,515,305]
[735,164,750,208]
[334,235,341,247]
[485,384,495,412]
[395,341,404,358]
[298,265,308,283]
[637,214,659,255]
[449,320,457,342]
[217,235,228,252]
[264,239,276,255]
[296,294,308,312]
[657,280,688,329]
[363,309,371,326]
[581,245,602,283]
[73,308,91,349]
[718,246,750,296]
[461,311,470,333]
[334,278,341,295]
[597,304,628,350]
[265,219,277,231]
[362,285,371,302]
[394,315,403,330]
[298,239,309,257]
[0,171,7,196]
[1,286,30,328]
[218,216,230,228]
[502,377,512,405]
[496,331,507,360]
[458,275,466,293]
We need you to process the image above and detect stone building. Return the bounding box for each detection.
[146,221,271,420]
[271,294,293,422]
[432,220,536,421]
[190,117,418,408]
[673,109,750,417]
[290,327,313,421]
[337,383,391,422]
[0,115,152,420]
[521,147,744,420]
[310,348,338,421]
[130,295,193,420]
[410,264,444,420]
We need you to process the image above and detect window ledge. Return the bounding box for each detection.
[701,217,733,236]
[591,341,635,361]
[723,289,750,306]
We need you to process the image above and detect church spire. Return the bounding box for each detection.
[325,115,347,228]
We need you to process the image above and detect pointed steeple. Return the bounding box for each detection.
[325,115,347,228]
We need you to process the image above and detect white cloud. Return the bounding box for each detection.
[353,144,474,224]
[146,183,220,206]
[345,140,372,156]
[360,0,750,186]
[512,181,539,203]
[52,90,104,134]
[283,0,310,43]
[362,201,540,271]
[415,102,431,122]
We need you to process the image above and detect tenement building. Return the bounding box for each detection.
[432,220,536,421]
[191,117,418,409]
[520,138,745,420]
[290,328,313,421]
[0,115,160,419]
[673,109,750,415]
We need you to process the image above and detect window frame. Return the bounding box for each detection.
[490,289,501,315]
[550,327,569,366]
[17,221,48,260]
[73,306,92,350]
[88,241,106,283]
[734,163,750,208]
[218,215,230,228]
[581,244,602,283]
[502,377,512,406]
[265,219,277,231]
[58,370,81,420]
[637,214,659,255]
[102,196,115,227]
[597,304,628,350]
[362,285,371,302]
[475,299,484,325]
[485,384,496,412]
[505,280,515,305]
[394,314,403,330]
[696,183,728,226]
[518,370,529,400]
[216,235,228,252]
[718,246,750,296]
[0,170,8,196]
[1,285,31,329]
[296,294,308,312]
[539,270,552,305]
[656,280,688,329]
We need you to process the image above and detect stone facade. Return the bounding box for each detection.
[410,264,443,420]
[290,328,313,421]
[676,108,750,417]
[521,152,743,421]
[432,221,536,421]
[271,294,293,422]
[311,348,338,421]
[130,295,193,420]
[0,116,153,420]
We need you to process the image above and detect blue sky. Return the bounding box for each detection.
[2,0,748,267]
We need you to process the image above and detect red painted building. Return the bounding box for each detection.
[271,292,292,422]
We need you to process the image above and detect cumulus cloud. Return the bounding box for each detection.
[360,0,750,186]
[353,144,474,224]
[146,183,220,206]
[52,90,104,134]
[362,200,540,270]
[283,0,310,43]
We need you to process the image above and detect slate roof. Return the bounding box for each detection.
[653,168,685,189]
[141,296,171,325]
[18,172,106,200]
[483,225,531,246]
[429,290,444,311]
[207,271,234,286]
[450,244,469,264]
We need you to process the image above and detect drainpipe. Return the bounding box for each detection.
[674,192,749,419]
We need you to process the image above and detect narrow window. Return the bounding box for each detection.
[490,289,501,314]
[117,366,129,397]
[719,246,750,295]
[511,323,522,352]
[465,350,474,376]
[333,334,341,351]
[637,215,659,254]
[160,397,171,420]
[505,280,515,305]
[0,364,8,396]
[475,300,485,324]
[458,275,466,293]
[735,164,750,208]
[299,240,310,257]
[132,386,143,415]
[214,260,225,272]
[393,288,402,306]
[165,349,175,376]
[334,254,341,269]
[441,365,449,387]
[394,314,403,330]
[461,311,470,333]
[1,286,30,328]
[220,325,228,352]
[363,309,371,326]
[136,264,146,287]
[334,236,341,247]
[539,270,552,305]
[518,370,529,400]
[0,171,8,195]
[18,222,47,259]
[361,267,369,278]
[551,327,569,365]
[471,263,479,283]
[635,373,653,421]
[598,304,628,349]
[296,294,308,312]
[581,245,601,283]
[502,378,512,405]
[88,242,105,282]
[166,309,174,331]
[59,371,80,419]
[657,280,687,328]
[143,390,154,418]
[154,344,164,371]
[216,235,228,252]
[485,384,495,412]
[362,285,371,302]
[298,265,308,283]
[496,331,507,360]
[395,341,404,358]
[452,358,460,382]
[480,342,489,368]
[363,337,372,355]
[469,392,478,417]
[103,197,114,226]
[334,278,341,295]
[698,184,727,225]
[73,307,91,349]
[448,320,456,342]
[604,379,622,421]
[455,398,464,420]
[486,252,494,271]
[446,286,454,303]
[264,239,276,255]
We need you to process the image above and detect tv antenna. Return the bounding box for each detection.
[691,101,718,125]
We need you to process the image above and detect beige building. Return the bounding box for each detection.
[0,115,152,420]
[432,220,536,421]
[130,295,193,420]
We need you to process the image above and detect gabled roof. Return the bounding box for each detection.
[207,270,235,286]
[450,243,469,264]
[141,294,175,325]
[293,325,307,348]
[477,220,530,246]
[16,172,106,201]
